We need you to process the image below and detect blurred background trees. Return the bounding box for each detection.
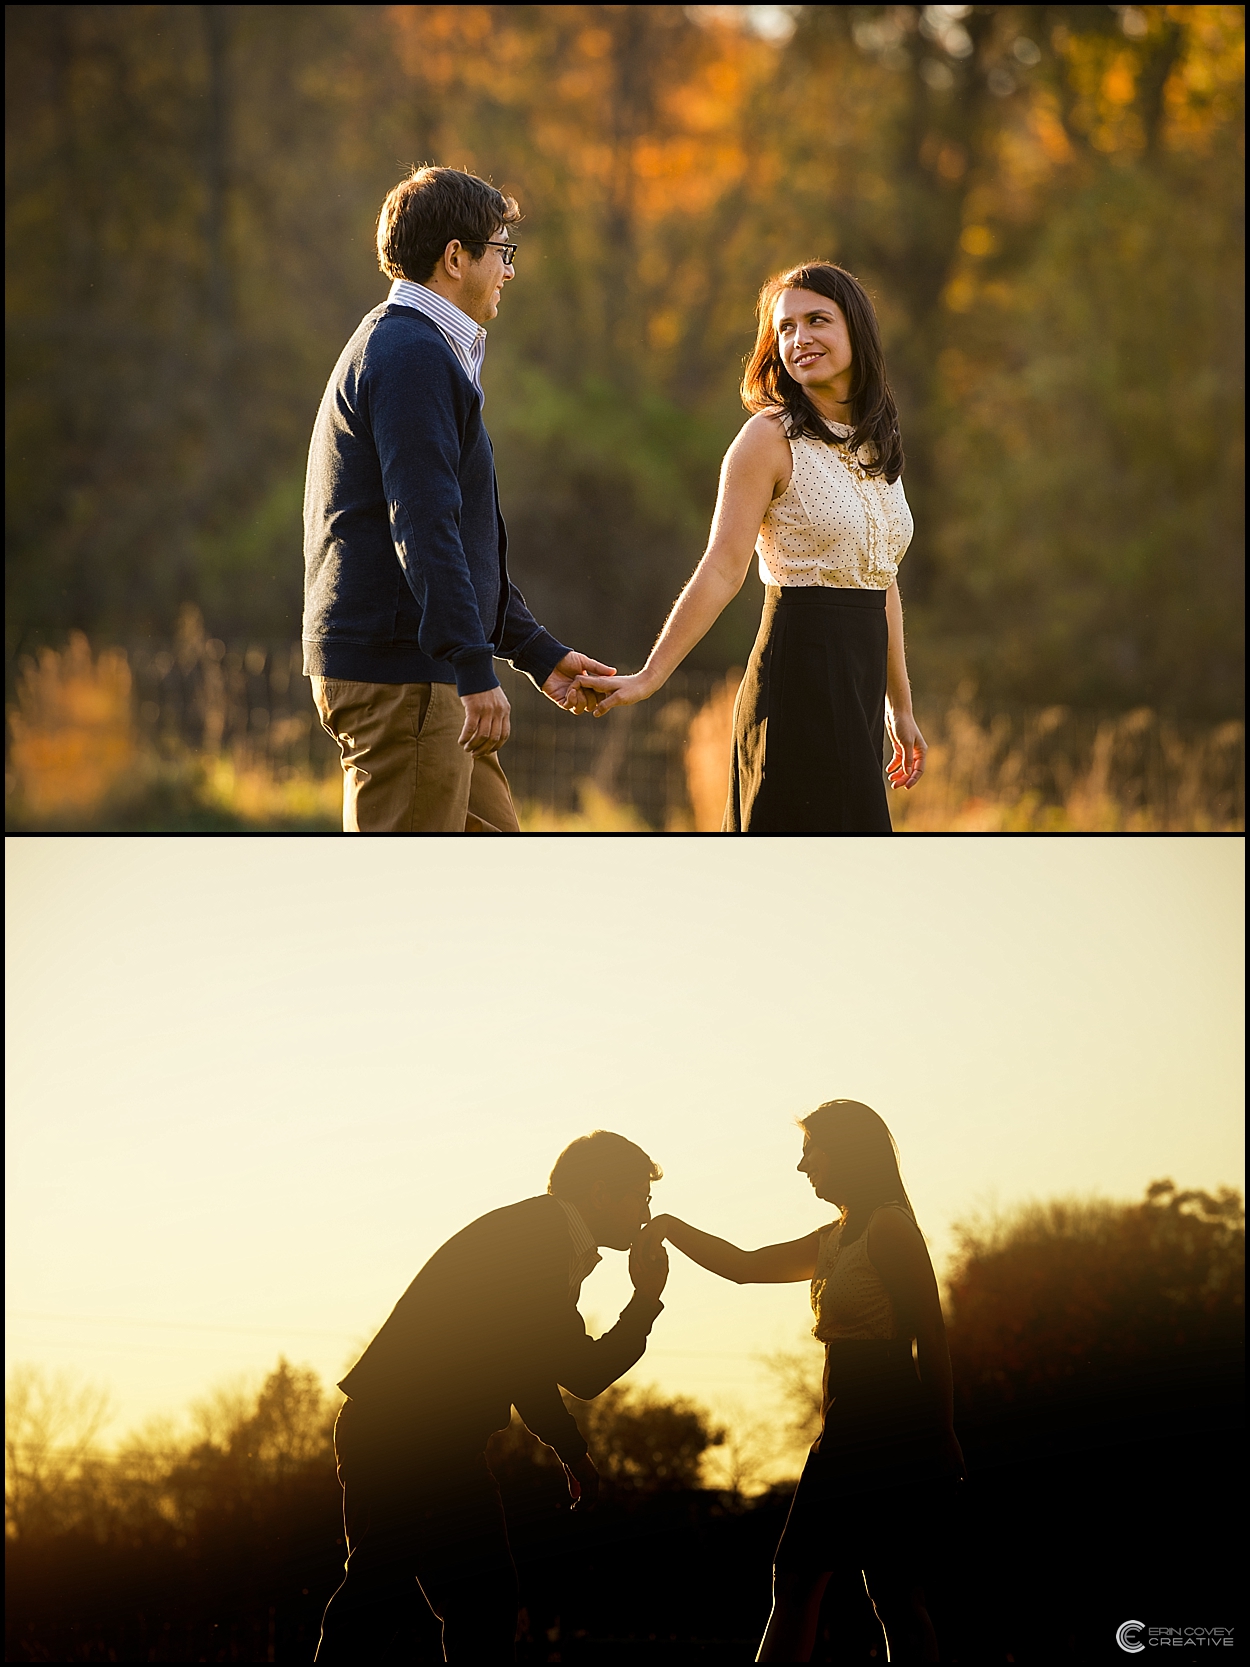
[7,1180,1243,1659]
[5,4,1244,719]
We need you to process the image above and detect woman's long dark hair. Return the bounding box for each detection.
[800,1099,916,1242]
[741,262,904,484]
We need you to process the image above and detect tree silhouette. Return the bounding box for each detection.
[946,1180,1245,1407]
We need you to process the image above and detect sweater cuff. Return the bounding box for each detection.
[452,649,501,697]
[509,629,572,692]
[619,1292,665,1333]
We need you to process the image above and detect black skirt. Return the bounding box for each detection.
[723,586,891,833]
[773,1340,959,1573]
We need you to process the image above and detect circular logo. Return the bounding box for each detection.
[1117,1620,1145,1654]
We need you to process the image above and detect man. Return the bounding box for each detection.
[315,1131,668,1663]
[302,165,612,832]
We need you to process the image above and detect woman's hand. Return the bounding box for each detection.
[543,651,617,714]
[571,669,659,717]
[634,1214,674,1260]
[886,706,927,789]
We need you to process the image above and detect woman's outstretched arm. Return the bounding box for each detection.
[638,1214,819,1284]
[572,415,789,715]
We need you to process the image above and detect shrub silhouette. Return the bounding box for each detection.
[484,1381,726,1505]
[945,1180,1244,1407]
[565,1382,726,1491]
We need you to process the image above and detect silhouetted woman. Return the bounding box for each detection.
[573,264,925,832]
[638,1100,964,1663]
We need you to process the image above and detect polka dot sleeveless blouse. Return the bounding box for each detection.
[757,421,913,590]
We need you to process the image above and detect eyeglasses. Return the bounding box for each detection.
[480,239,518,266]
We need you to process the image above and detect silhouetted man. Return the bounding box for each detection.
[315,1131,668,1663]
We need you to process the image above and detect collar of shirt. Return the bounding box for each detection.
[552,1197,602,1297]
[387,278,487,400]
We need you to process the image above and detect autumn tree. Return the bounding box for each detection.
[5,5,1243,715]
[945,1179,1245,1408]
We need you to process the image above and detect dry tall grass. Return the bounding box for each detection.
[518,782,650,832]
[7,634,135,820]
[679,673,1244,833]
[5,635,339,831]
[684,672,742,831]
[7,637,1243,832]
[892,702,1244,832]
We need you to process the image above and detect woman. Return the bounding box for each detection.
[573,263,926,832]
[637,1100,964,1663]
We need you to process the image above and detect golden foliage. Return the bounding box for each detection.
[888,705,1245,832]
[683,670,742,831]
[7,635,135,820]
[518,780,650,833]
[5,632,340,832]
[6,5,1243,720]
[676,677,1245,833]
[5,635,1242,831]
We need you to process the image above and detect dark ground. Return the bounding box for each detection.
[6,1374,1243,1665]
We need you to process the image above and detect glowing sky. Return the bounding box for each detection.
[5,836,1243,1463]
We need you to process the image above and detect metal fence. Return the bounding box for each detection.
[114,623,1246,831]
[125,628,725,829]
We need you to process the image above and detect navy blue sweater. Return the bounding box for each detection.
[302,303,569,695]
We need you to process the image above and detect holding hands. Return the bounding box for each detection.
[542,651,619,714]
[564,668,659,717]
[633,1214,675,1262]
[459,650,618,754]
[629,1222,671,1302]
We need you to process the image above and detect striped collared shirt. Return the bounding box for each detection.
[387,278,487,401]
[552,1197,602,1297]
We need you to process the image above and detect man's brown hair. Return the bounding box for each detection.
[376,165,520,284]
[548,1131,662,1204]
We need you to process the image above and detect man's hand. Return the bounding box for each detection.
[570,669,658,716]
[458,686,511,756]
[542,651,618,715]
[564,1452,600,1513]
[633,1215,674,1262]
[628,1234,669,1303]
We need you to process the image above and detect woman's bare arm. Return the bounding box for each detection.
[884,580,927,788]
[574,415,789,714]
[639,1215,819,1284]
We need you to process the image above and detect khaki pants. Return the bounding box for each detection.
[311,677,520,833]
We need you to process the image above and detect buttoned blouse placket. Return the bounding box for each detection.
[837,444,890,578]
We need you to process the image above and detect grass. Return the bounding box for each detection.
[6,636,1243,833]
[518,782,651,832]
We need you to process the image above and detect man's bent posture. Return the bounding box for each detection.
[315,1132,667,1663]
